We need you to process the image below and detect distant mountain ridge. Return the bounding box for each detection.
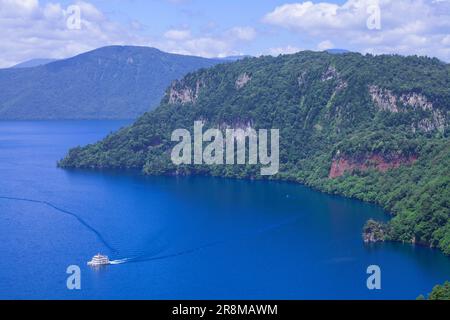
[219,55,253,61]
[0,46,224,119]
[326,49,350,54]
[11,58,58,68]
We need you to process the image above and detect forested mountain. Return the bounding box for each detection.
[59,51,450,255]
[0,46,223,119]
[11,58,58,68]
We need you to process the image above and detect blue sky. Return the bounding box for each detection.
[1,0,449,67]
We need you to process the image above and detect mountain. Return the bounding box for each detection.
[219,55,253,61]
[11,58,58,68]
[59,51,450,255]
[326,49,350,54]
[0,46,224,119]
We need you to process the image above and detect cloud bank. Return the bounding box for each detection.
[1,0,449,67]
[0,0,256,67]
[263,0,450,61]
[0,0,152,67]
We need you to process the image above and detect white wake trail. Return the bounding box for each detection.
[109,258,131,265]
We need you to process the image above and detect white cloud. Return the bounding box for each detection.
[0,0,39,16]
[263,0,450,61]
[266,45,302,56]
[317,40,334,51]
[163,36,235,58]
[0,0,147,67]
[159,26,256,58]
[227,26,256,41]
[0,1,257,67]
[264,1,355,31]
[441,34,450,46]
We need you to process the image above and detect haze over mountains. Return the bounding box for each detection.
[0,45,350,120]
[11,59,59,68]
[0,46,226,120]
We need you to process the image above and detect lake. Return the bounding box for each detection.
[0,120,449,299]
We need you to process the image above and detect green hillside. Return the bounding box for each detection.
[0,46,222,119]
[59,51,450,255]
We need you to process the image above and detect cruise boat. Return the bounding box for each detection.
[87,253,110,266]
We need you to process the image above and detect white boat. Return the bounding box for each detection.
[87,253,110,266]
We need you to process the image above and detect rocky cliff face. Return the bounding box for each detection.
[329,153,417,178]
[321,65,348,91]
[235,73,251,89]
[363,220,388,243]
[168,78,205,105]
[368,85,447,132]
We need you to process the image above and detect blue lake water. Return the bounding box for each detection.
[0,120,449,300]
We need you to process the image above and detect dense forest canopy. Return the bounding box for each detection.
[59,51,450,256]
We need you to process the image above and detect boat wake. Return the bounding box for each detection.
[112,216,300,265]
[0,195,118,254]
[1,195,300,266]
[109,258,131,265]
